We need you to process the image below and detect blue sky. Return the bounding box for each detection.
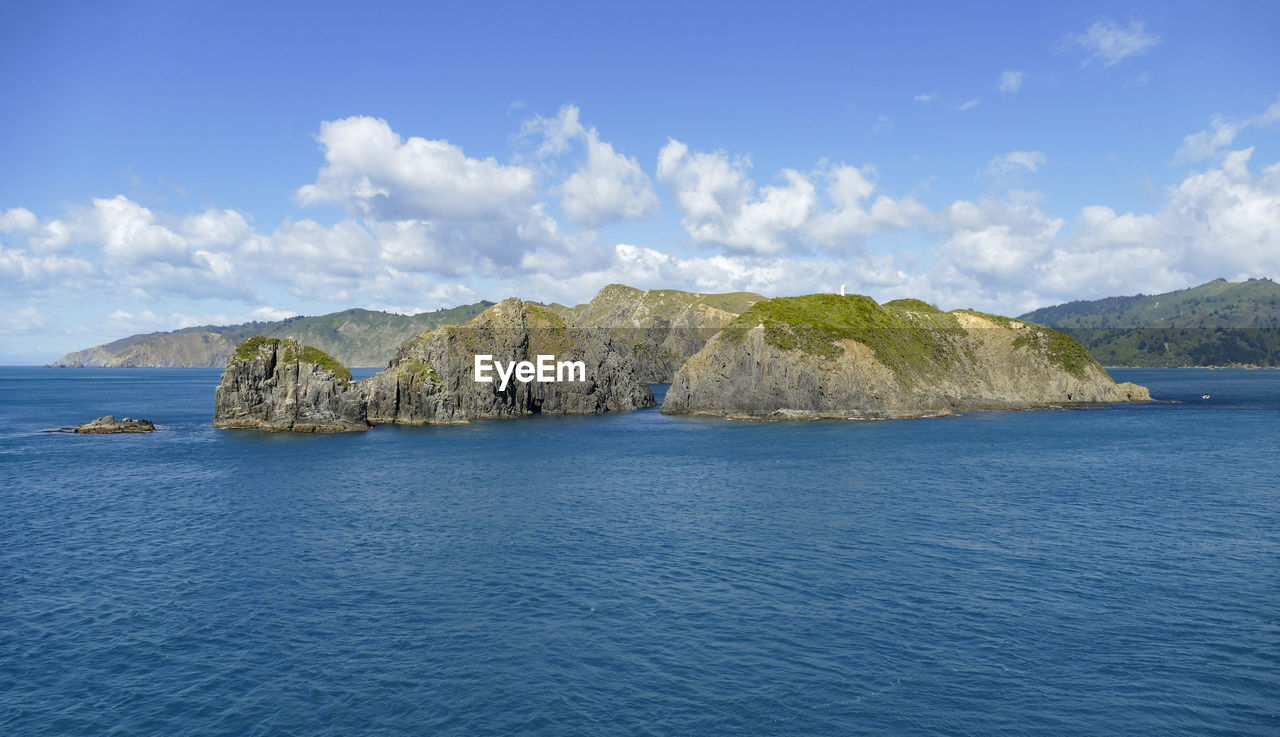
[2,1,1279,362]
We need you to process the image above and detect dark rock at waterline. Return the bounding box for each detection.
[44,415,157,433]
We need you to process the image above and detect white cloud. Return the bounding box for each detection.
[82,196,190,265]
[182,209,256,249]
[872,115,895,133]
[0,241,98,291]
[0,306,55,335]
[957,98,981,111]
[985,151,1047,177]
[0,208,70,253]
[1175,98,1280,162]
[1067,19,1159,67]
[297,116,537,222]
[807,165,929,249]
[295,115,582,271]
[250,306,300,322]
[657,139,816,255]
[103,309,167,334]
[935,196,1065,283]
[930,147,1280,309]
[256,218,380,300]
[913,92,937,104]
[526,105,659,227]
[657,142,929,255]
[997,70,1025,94]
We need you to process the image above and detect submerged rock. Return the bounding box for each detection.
[214,337,369,432]
[662,294,1152,420]
[362,298,655,424]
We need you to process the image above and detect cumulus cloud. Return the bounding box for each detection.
[913,92,937,104]
[934,195,1065,285]
[0,242,97,291]
[295,115,578,271]
[297,116,537,222]
[525,105,659,226]
[997,70,1025,94]
[0,196,257,302]
[657,142,929,255]
[925,147,1280,310]
[807,166,929,249]
[657,139,817,254]
[0,207,70,253]
[1066,19,1159,67]
[985,151,1047,177]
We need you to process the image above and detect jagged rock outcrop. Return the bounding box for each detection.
[77,416,155,433]
[552,284,764,382]
[662,294,1152,420]
[362,298,655,423]
[214,337,369,432]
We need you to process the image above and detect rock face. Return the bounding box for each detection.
[662,294,1152,420]
[362,298,655,424]
[552,284,765,383]
[56,416,156,433]
[213,337,369,432]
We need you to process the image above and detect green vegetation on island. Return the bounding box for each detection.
[719,294,1100,382]
[664,292,1148,420]
[232,336,353,383]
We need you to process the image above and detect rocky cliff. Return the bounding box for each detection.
[213,337,369,432]
[662,294,1151,420]
[362,298,655,424]
[552,284,764,382]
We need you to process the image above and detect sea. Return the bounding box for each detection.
[1,367,1277,736]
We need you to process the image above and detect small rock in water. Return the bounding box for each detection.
[73,415,156,433]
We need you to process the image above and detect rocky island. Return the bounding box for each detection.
[361,298,654,423]
[215,299,655,431]
[213,337,370,432]
[551,284,764,383]
[45,416,157,433]
[662,294,1151,420]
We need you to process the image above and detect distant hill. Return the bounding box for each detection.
[1019,278,1280,367]
[52,302,495,369]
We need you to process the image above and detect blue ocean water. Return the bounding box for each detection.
[1,367,1278,736]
